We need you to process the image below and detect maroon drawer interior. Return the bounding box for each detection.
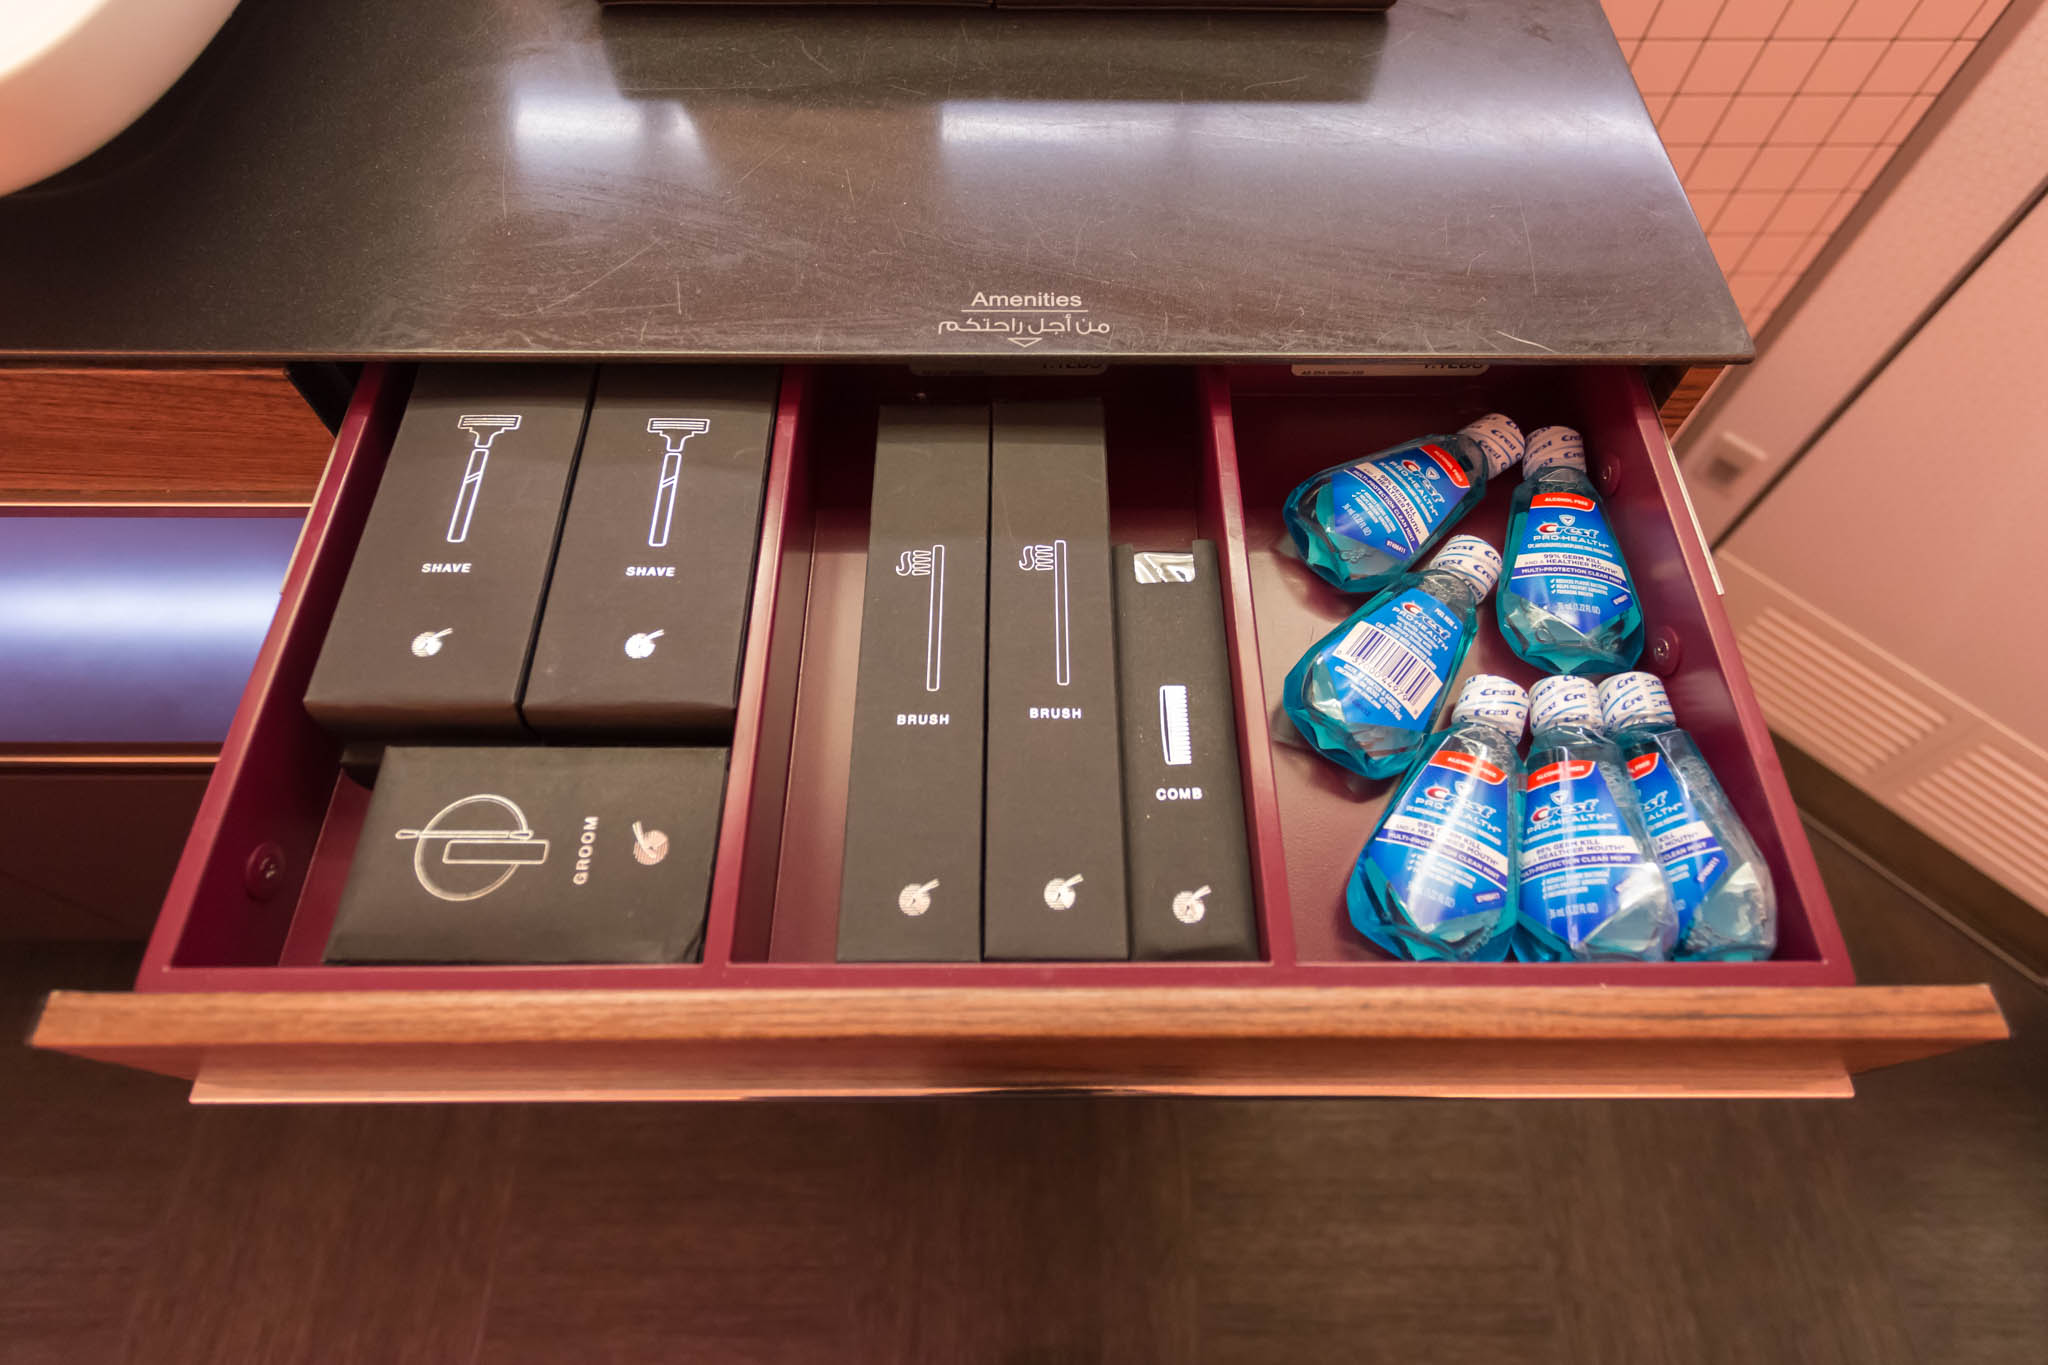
[133,362,1852,993]
[1226,365,1847,984]
[714,366,1283,976]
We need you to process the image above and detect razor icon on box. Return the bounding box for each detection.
[645,417,711,548]
[448,414,522,544]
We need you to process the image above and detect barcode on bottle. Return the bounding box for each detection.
[1332,624,1439,718]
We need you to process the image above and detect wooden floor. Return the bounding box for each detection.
[4,820,2042,1365]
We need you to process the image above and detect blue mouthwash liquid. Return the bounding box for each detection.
[1497,426,1644,676]
[1282,535,1500,779]
[1283,414,1523,594]
[1599,672,1778,961]
[1349,675,1528,961]
[1514,677,1677,962]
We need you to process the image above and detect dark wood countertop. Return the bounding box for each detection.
[0,0,1748,365]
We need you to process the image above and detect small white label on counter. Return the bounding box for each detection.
[1291,362,1492,377]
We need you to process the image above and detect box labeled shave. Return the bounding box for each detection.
[1114,541,1258,960]
[522,366,780,739]
[982,400,1128,960]
[837,407,991,962]
[305,365,593,739]
[324,745,727,964]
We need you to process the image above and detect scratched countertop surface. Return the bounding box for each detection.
[0,0,1748,364]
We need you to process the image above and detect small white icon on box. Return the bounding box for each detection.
[624,630,664,659]
[631,821,669,866]
[1043,874,1084,912]
[411,628,453,658]
[898,879,939,917]
[1172,885,1212,925]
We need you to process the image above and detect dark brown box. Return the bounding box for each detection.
[522,366,779,739]
[324,745,727,965]
[982,400,1128,960]
[304,365,593,740]
[1114,541,1258,960]
[836,407,991,961]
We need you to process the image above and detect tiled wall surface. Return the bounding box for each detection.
[1604,0,2012,329]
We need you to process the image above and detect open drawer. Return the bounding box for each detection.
[31,362,2007,1101]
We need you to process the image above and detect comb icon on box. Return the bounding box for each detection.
[1158,684,1193,766]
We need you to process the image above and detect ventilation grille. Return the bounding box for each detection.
[1895,745,2048,908]
[1737,607,1947,776]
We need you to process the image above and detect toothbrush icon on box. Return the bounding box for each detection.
[895,545,945,692]
[1019,540,1070,686]
[645,417,711,548]
[448,414,521,544]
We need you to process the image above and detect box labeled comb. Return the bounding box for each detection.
[1113,541,1258,960]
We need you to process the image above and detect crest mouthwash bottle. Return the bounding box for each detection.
[1599,672,1777,962]
[1282,535,1500,780]
[1282,414,1523,594]
[1497,426,1644,675]
[1348,675,1528,962]
[1515,676,1677,962]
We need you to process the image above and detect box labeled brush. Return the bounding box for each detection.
[323,745,727,964]
[305,364,593,739]
[1113,541,1258,960]
[982,399,1128,960]
[523,365,780,739]
[836,407,991,962]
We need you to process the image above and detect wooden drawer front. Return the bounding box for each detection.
[36,985,2003,1103]
[0,367,332,502]
[32,364,2007,1100]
